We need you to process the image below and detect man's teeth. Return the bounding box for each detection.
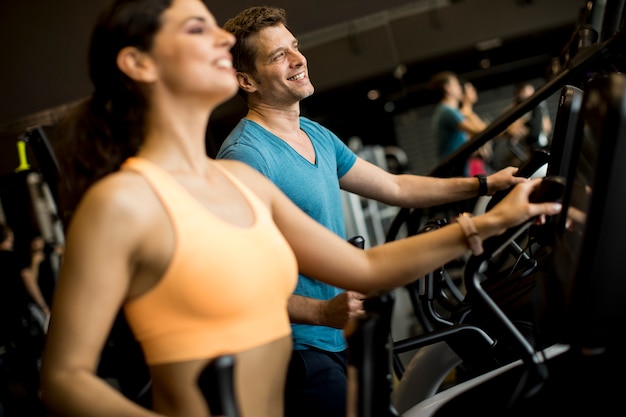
[216,59,233,69]
[288,73,305,81]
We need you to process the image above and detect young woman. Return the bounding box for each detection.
[39,1,561,416]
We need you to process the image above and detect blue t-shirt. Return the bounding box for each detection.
[217,117,357,352]
[432,103,467,160]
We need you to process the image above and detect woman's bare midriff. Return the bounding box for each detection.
[149,335,292,417]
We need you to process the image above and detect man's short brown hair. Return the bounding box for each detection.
[223,6,289,76]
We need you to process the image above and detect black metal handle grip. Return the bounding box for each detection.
[197,355,241,417]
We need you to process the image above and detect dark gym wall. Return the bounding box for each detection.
[0,0,583,127]
[0,0,586,169]
[0,0,109,126]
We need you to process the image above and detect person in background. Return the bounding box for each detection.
[510,81,552,152]
[0,223,47,417]
[38,1,560,416]
[22,236,53,326]
[430,71,488,174]
[217,8,532,417]
[459,79,493,177]
[0,225,50,329]
[492,81,553,170]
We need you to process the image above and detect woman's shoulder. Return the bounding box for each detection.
[74,170,160,226]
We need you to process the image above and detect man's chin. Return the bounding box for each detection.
[301,87,314,100]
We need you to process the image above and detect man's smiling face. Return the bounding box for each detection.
[247,23,314,107]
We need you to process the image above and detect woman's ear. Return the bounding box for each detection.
[117,46,157,82]
[237,72,257,94]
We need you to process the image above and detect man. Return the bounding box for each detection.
[217,7,523,417]
[429,71,488,167]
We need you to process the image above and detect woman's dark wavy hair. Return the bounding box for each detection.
[57,0,175,213]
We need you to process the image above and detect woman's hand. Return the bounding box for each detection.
[485,178,562,234]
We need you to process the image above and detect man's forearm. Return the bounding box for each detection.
[287,294,325,325]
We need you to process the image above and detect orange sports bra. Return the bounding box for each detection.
[122,157,297,365]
